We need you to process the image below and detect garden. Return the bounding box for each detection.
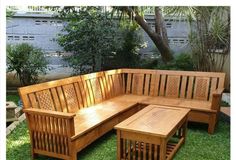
[6,6,230,160]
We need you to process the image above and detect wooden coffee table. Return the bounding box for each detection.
[115,105,190,160]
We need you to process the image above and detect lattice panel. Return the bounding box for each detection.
[165,75,180,98]
[90,78,103,103]
[194,77,210,100]
[36,90,55,110]
[63,84,79,112]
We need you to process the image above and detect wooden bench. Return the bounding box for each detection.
[18,68,225,159]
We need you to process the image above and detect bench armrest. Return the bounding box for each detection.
[212,88,224,97]
[211,88,224,111]
[24,108,76,137]
[23,108,76,119]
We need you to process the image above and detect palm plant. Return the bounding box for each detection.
[164,6,230,72]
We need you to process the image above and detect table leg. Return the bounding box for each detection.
[182,118,188,144]
[117,130,121,160]
[160,139,167,160]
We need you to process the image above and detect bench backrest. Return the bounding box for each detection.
[104,69,125,98]
[18,70,125,113]
[18,76,84,113]
[122,69,225,101]
[18,68,225,113]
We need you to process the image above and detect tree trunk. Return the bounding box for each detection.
[122,7,173,62]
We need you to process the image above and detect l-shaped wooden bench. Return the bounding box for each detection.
[18,69,225,160]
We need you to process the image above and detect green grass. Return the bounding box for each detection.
[6,94,20,105]
[7,116,230,160]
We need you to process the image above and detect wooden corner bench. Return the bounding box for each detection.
[18,68,225,159]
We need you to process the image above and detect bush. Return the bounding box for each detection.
[7,43,48,86]
[155,53,194,71]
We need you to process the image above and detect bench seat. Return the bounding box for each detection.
[74,99,137,138]
[141,96,213,112]
[110,94,213,112]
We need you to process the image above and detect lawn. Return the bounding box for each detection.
[6,93,20,105]
[7,116,230,160]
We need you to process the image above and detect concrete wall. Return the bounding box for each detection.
[7,14,64,53]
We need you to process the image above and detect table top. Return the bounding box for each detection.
[115,105,190,138]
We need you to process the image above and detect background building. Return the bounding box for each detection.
[6,7,190,58]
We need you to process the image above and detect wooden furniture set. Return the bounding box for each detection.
[18,68,225,160]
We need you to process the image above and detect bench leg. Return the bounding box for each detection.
[31,153,37,160]
[71,153,77,160]
[208,113,217,134]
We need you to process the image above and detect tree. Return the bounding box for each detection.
[114,7,174,62]
[57,7,122,74]
[105,20,143,69]
[164,6,230,72]
[7,43,48,86]
[6,7,15,19]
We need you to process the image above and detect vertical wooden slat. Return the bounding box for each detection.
[102,75,109,99]
[108,76,115,97]
[138,141,141,160]
[33,115,38,150]
[149,74,157,96]
[39,116,44,150]
[128,140,131,160]
[64,119,70,155]
[143,143,147,160]
[104,75,112,99]
[122,74,126,94]
[57,87,68,112]
[112,74,121,96]
[138,74,144,95]
[144,74,151,96]
[159,75,167,96]
[126,73,132,94]
[51,117,56,153]
[118,74,124,95]
[133,140,136,160]
[123,139,126,159]
[82,80,91,107]
[98,77,106,100]
[132,74,144,95]
[149,143,152,160]
[210,77,218,100]
[44,116,49,152]
[48,117,53,152]
[154,145,158,160]
[180,76,187,98]
[58,119,64,155]
[50,88,62,112]
[78,81,87,108]
[187,76,194,99]
[218,74,225,88]
[28,93,39,108]
[74,82,84,109]
[86,80,95,105]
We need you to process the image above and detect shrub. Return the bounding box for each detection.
[7,43,48,86]
[153,53,194,71]
[141,53,195,71]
